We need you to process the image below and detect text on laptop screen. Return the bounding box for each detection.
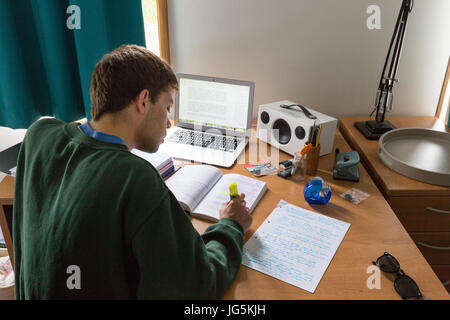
[178,78,250,132]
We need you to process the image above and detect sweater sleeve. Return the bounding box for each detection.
[131,189,244,299]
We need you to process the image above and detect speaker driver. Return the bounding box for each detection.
[295,126,306,139]
[260,111,270,124]
[272,119,291,145]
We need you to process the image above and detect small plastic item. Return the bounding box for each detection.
[303,176,331,205]
[278,159,294,178]
[277,153,307,180]
[277,169,293,178]
[279,160,293,171]
[340,188,370,204]
[292,151,306,181]
[245,161,277,176]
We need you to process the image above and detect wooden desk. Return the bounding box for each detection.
[0,125,448,299]
[189,126,449,299]
[339,116,450,294]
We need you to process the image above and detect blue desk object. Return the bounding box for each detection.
[304,177,331,205]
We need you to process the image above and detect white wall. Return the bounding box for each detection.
[167,0,450,119]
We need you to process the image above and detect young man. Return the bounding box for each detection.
[13,45,252,299]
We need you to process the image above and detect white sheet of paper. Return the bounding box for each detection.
[242,200,350,293]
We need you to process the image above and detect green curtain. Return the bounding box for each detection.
[0,0,145,129]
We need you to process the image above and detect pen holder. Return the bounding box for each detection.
[306,144,320,175]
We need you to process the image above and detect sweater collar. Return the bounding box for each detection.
[64,122,129,151]
[79,122,126,146]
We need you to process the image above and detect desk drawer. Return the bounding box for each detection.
[430,265,450,293]
[409,232,450,265]
[389,196,450,232]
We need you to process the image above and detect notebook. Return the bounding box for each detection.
[165,165,267,222]
[158,73,255,168]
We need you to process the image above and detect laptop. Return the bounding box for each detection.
[158,73,255,167]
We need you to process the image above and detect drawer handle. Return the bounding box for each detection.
[425,207,450,214]
[417,242,450,251]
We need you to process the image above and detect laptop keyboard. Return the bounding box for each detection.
[168,130,242,152]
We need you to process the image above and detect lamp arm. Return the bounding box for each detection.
[374,0,413,123]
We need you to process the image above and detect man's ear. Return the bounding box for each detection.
[135,89,150,114]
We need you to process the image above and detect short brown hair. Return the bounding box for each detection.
[90,44,178,121]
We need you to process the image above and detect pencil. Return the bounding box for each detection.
[316,125,323,147]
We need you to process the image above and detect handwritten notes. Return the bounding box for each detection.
[242,200,350,293]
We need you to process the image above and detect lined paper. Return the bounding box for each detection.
[242,200,350,293]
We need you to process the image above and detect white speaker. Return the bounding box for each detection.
[256,100,337,156]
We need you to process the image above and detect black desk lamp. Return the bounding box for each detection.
[355,0,414,139]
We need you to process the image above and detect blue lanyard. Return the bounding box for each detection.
[79,122,126,146]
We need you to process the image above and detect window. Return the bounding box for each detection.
[141,0,170,63]
[436,57,450,128]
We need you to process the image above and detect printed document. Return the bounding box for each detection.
[242,200,350,293]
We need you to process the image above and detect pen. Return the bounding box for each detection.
[311,127,319,146]
[308,120,318,144]
[228,182,238,200]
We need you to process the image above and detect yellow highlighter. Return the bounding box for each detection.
[315,125,323,147]
[228,182,238,200]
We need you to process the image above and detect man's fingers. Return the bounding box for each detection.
[240,193,248,207]
[231,193,245,204]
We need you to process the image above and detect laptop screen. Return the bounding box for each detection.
[177,76,253,133]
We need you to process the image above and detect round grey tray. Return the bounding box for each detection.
[378,128,450,186]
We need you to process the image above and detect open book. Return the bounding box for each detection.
[165,165,267,222]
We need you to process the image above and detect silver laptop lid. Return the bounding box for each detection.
[174,73,254,137]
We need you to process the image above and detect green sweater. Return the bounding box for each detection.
[13,118,244,299]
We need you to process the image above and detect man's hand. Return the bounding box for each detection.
[219,193,253,233]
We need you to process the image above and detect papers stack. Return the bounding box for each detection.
[131,149,175,179]
[243,200,350,293]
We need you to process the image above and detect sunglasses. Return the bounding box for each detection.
[372,252,423,299]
